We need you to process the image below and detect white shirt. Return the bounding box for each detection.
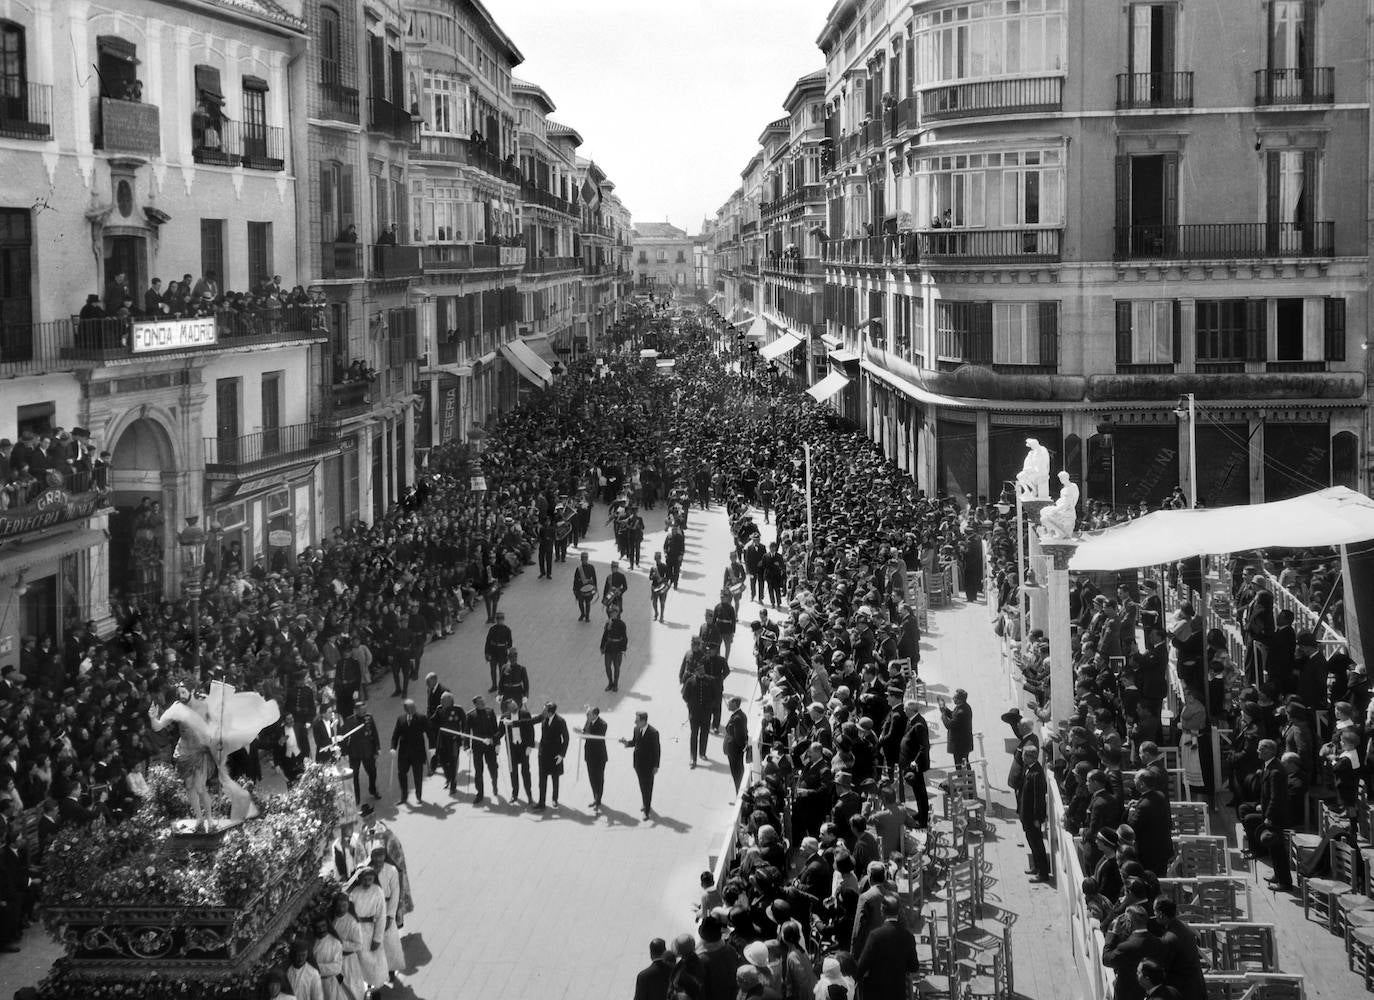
[287,961,324,1000]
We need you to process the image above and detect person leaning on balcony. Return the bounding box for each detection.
[378,224,397,247]
[144,277,168,317]
[338,224,359,244]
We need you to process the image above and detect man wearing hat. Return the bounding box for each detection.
[722,695,749,792]
[389,699,428,806]
[466,695,500,805]
[483,611,512,692]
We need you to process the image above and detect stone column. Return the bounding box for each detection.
[86,511,115,636]
[1038,537,1081,726]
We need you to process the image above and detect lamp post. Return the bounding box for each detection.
[178,515,207,680]
[1174,393,1198,509]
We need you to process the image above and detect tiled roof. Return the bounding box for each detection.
[634,222,688,238]
[205,0,306,32]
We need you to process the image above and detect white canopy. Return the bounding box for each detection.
[500,340,553,388]
[759,332,803,361]
[639,348,659,358]
[807,370,850,402]
[1068,487,1374,571]
[747,316,768,340]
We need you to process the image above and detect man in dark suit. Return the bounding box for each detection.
[1019,744,1051,882]
[579,707,609,810]
[467,695,501,805]
[856,895,920,1000]
[389,699,429,806]
[1102,905,1168,1000]
[1138,959,1182,1000]
[939,688,974,769]
[310,705,342,763]
[483,612,513,692]
[622,710,661,818]
[423,672,449,719]
[535,702,570,809]
[1152,897,1206,1000]
[1127,768,1174,875]
[1254,738,1292,889]
[899,701,931,826]
[1266,609,1298,692]
[721,696,749,791]
[851,861,894,955]
[572,552,598,621]
[632,937,675,1000]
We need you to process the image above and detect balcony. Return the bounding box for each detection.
[918,227,1063,265]
[369,244,423,279]
[321,243,364,280]
[421,243,525,272]
[820,235,920,267]
[1115,72,1194,110]
[192,121,286,170]
[898,96,918,132]
[409,132,522,184]
[321,380,372,420]
[1113,222,1335,261]
[317,82,360,124]
[761,185,821,221]
[921,76,1063,122]
[863,119,882,149]
[762,257,814,276]
[741,261,759,277]
[520,184,575,215]
[741,220,758,235]
[0,320,75,377]
[1255,67,1334,106]
[367,97,413,140]
[523,255,581,275]
[93,97,160,157]
[0,470,107,541]
[204,421,336,475]
[63,306,326,362]
[0,82,53,140]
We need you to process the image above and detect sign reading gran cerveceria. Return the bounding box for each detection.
[0,489,104,538]
[131,317,218,354]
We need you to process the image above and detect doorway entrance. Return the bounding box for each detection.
[103,234,146,305]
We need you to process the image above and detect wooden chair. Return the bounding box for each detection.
[1300,838,1357,932]
[1160,876,1251,923]
[1218,922,1278,972]
[1172,836,1230,878]
[1204,974,1251,1000]
[1341,901,1374,966]
[956,923,1012,1000]
[942,769,987,837]
[1191,923,1223,972]
[1351,924,1374,990]
[1165,767,1188,802]
[1172,801,1209,837]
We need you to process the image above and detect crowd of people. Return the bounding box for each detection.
[0,428,110,510]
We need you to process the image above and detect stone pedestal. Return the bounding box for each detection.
[1037,535,1081,726]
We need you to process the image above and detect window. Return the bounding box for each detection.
[1265,149,1316,253]
[247,222,272,290]
[0,209,32,343]
[242,78,268,158]
[421,182,484,242]
[320,161,353,242]
[992,302,1058,366]
[1,22,29,122]
[935,301,993,364]
[1114,300,1178,366]
[1273,296,1340,362]
[1196,299,1264,362]
[656,249,667,262]
[200,219,226,289]
[424,72,463,134]
[96,36,139,100]
[320,7,341,87]
[675,250,686,263]
[915,0,1066,85]
[1128,4,1176,78]
[1268,0,1310,72]
[921,149,1063,229]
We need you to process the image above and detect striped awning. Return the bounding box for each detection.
[759,332,804,361]
[807,371,850,402]
[500,340,553,387]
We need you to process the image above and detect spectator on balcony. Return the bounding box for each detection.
[103,271,131,313]
[378,224,397,247]
[144,278,169,317]
[338,224,359,244]
[191,270,221,302]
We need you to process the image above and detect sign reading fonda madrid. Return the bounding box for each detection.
[131,317,218,353]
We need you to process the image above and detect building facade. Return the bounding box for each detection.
[633,222,696,295]
[0,0,322,668]
[712,0,1371,509]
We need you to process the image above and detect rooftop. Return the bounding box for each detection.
[547,121,584,146]
[203,0,306,33]
[634,222,689,239]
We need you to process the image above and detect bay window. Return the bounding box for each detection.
[916,0,1065,85]
[422,182,485,243]
[919,149,1063,229]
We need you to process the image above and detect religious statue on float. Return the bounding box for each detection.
[1015,438,1051,500]
[1038,471,1080,539]
[149,681,281,832]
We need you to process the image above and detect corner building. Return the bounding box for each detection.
[812,0,1368,508]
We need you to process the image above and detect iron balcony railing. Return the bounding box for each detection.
[321,242,364,279]
[1254,67,1334,106]
[1113,221,1335,260]
[317,82,360,124]
[369,244,423,279]
[192,120,286,170]
[367,97,413,140]
[0,319,76,376]
[520,184,575,215]
[64,306,326,361]
[204,421,336,471]
[421,243,525,271]
[762,257,814,276]
[0,81,53,140]
[523,255,580,274]
[921,76,1063,122]
[320,380,372,420]
[918,227,1063,264]
[1115,72,1194,110]
[820,236,920,267]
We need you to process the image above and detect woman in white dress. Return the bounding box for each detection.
[327,894,366,1000]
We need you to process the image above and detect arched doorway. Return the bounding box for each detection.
[109,417,176,605]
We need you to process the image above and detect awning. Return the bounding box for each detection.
[729,305,746,322]
[213,465,318,506]
[656,358,677,369]
[708,294,722,308]
[1069,486,1374,571]
[759,332,804,361]
[523,334,560,372]
[820,333,843,350]
[500,341,553,388]
[829,347,861,364]
[0,527,107,577]
[807,371,851,402]
[747,316,769,340]
[639,348,660,358]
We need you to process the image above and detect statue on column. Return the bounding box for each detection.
[1015,437,1051,499]
[1038,471,1080,539]
[149,681,281,830]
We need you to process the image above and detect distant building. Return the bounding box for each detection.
[633,223,696,295]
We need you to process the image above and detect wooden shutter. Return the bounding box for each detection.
[1265,152,1281,227]
[971,302,993,364]
[1162,153,1178,227]
[1300,0,1316,76]
[339,165,354,230]
[1038,301,1059,367]
[1324,296,1346,361]
[1171,300,1182,362]
[1116,301,1133,365]
[1160,4,1176,77]
[1244,298,1267,360]
[320,163,335,236]
[1115,155,1131,255]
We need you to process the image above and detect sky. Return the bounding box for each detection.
[485,0,832,235]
